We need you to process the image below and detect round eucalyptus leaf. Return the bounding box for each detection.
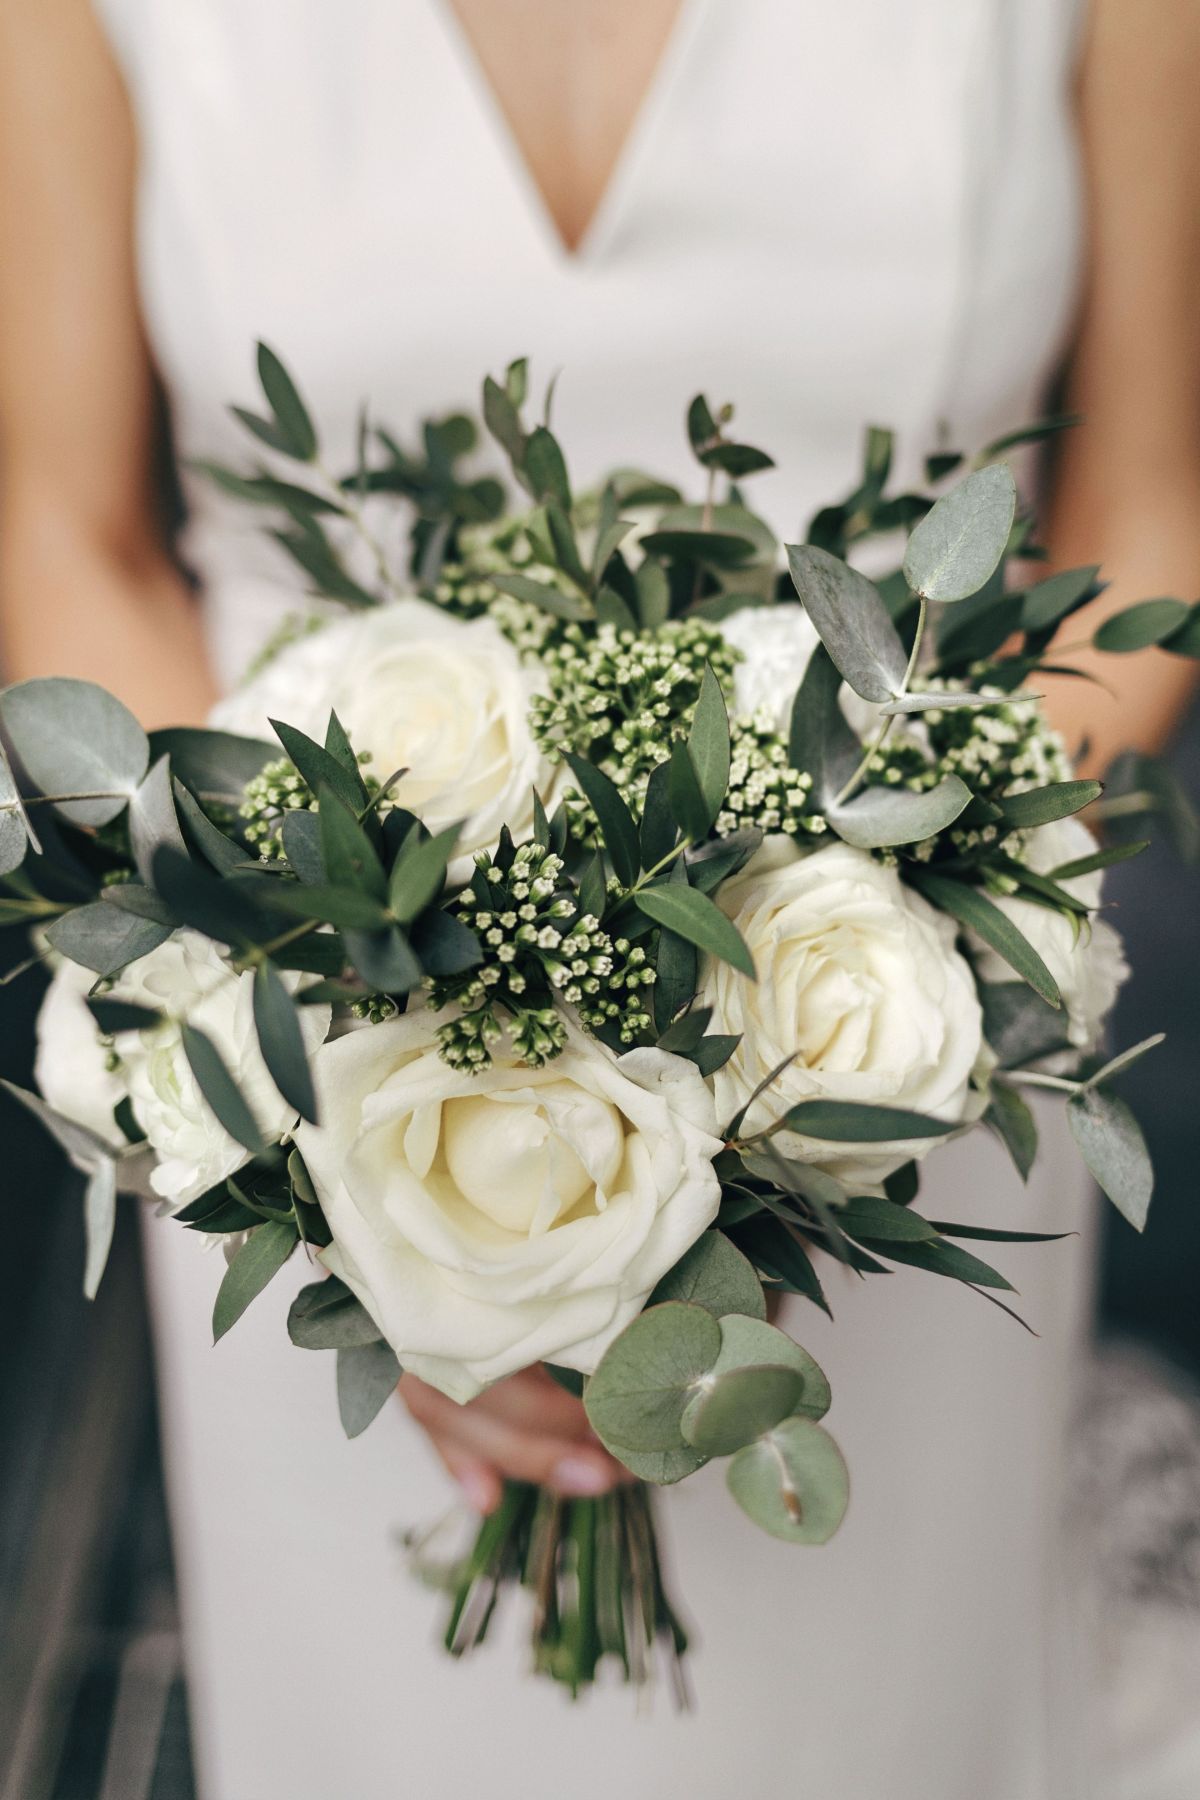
[583,1301,721,1454]
[607,1441,708,1485]
[726,1417,850,1544]
[786,543,906,703]
[902,463,1016,603]
[680,1363,804,1457]
[712,1314,832,1422]
[649,1230,766,1320]
[1,678,149,826]
[0,807,28,875]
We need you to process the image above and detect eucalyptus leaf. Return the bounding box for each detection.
[639,759,677,871]
[857,1236,1013,1289]
[997,780,1101,830]
[523,427,571,511]
[1020,565,1102,634]
[648,1231,766,1320]
[880,691,1008,716]
[979,982,1069,1068]
[708,1313,831,1421]
[288,1275,383,1349]
[173,779,250,874]
[583,1302,721,1454]
[681,1364,804,1457]
[838,1195,938,1241]
[271,720,367,816]
[776,1099,959,1142]
[902,464,1016,603]
[344,925,423,994]
[0,1080,118,1174]
[726,1417,850,1544]
[830,774,971,850]
[666,740,712,843]
[387,823,459,924]
[491,572,590,623]
[319,788,387,900]
[788,645,859,796]
[46,902,171,978]
[606,1441,708,1486]
[337,1340,401,1438]
[129,755,189,887]
[785,544,907,703]
[212,1220,297,1342]
[1068,1087,1154,1231]
[1083,1033,1165,1092]
[687,666,731,828]
[82,1158,117,1300]
[281,810,326,884]
[149,728,275,807]
[1,678,149,827]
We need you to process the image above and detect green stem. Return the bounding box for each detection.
[833,597,928,807]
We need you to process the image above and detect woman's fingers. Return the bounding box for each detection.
[399,1370,628,1506]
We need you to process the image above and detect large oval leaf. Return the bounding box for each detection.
[680,1364,803,1457]
[902,464,1016,603]
[829,774,971,849]
[726,1416,850,1543]
[1068,1087,1153,1232]
[583,1301,721,1453]
[648,1231,766,1320]
[1,678,149,826]
[786,545,907,703]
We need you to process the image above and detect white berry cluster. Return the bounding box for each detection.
[718,710,824,839]
[428,514,566,656]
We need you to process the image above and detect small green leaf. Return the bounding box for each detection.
[1068,1087,1154,1231]
[212,1220,297,1342]
[838,1194,938,1241]
[583,1302,721,1454]
[902,464,1017,603]
[1094,598,1191,653]
[785,544,907,703]
[985,1083,1038,1181]
[788,644,859,797]
[256,342,318,460]
[681,1364,804,1457]
[344,925,423,994]
[857,1236,1013,1289]
[1020,565,1102,633]
[280,809,326,884]
[776,1099,959,1142]
[726,1416,850,1543]
[1083,1033,1165,1092]
[980,981,1069,1068]
[666,739,712,843]
[649,1231,767,1320]
[523,426,571,510]
[387,823,460,924]
[910,871,1061,1008]
[634,559,670,630]
[998,779,1101,830]
[337,1340,401,1438]
[639,759,677,871]
[128,754,189,886]
[288,1275,382,1349]
[687,666,731,829]
[253,962,319,1124]
[563,753,640,887]
[491,572,589,622]
[319,788,387,901]
[270,719,367,815]
[635,883,756,978]
[149,727,275,808]
[182,1022,266,1153]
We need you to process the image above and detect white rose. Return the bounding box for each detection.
[296,1013,723,1402]
[108,930,330,1207]
[971,816,1128,1052]
[699,837,984,1186]
[211,600,557,881]
[35,957,128,1153]
[717,602,888,740]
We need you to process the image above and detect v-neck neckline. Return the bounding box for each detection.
[431,0,702,266]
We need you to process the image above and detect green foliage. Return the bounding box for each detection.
[1068,1087,1154,1231]
[726,1416,850,1543]
[337,1340,402,1437]
[901,464,1016,603]
[212,1220,298,1342]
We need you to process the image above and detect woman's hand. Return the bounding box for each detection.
[399,1365,629,1516]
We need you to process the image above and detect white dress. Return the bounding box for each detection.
[95,3,1097,1796]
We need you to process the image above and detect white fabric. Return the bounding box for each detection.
[92,1,1097,1794]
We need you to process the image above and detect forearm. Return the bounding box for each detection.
[0,474,218,730]
[1041,454,1200,776]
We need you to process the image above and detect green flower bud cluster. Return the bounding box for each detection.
[350,994,401,1025]
[239,755,386,860]
[430,840,654,1070]
[531,618,740,843]
[429,514,564,656]
[717,710,824,839]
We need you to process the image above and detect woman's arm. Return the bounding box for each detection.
[1043,0,1200,773]
[0,0,217,728]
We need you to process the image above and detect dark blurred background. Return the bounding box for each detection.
[1,701,1197,1799]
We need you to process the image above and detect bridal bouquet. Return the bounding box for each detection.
[5,348,1190,1696]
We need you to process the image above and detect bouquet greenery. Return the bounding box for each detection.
[5,347,1193,1698]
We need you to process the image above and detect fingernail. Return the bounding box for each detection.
[552,1456,614,1496]
[459,1469,497,1515]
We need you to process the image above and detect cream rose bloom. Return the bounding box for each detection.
[296,1013,723,1402]
[211,599,557,881]
[103,930,329,1207]
[970,816,1128,1052]
[698,838,984,1186]
[35,956,128,1153]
